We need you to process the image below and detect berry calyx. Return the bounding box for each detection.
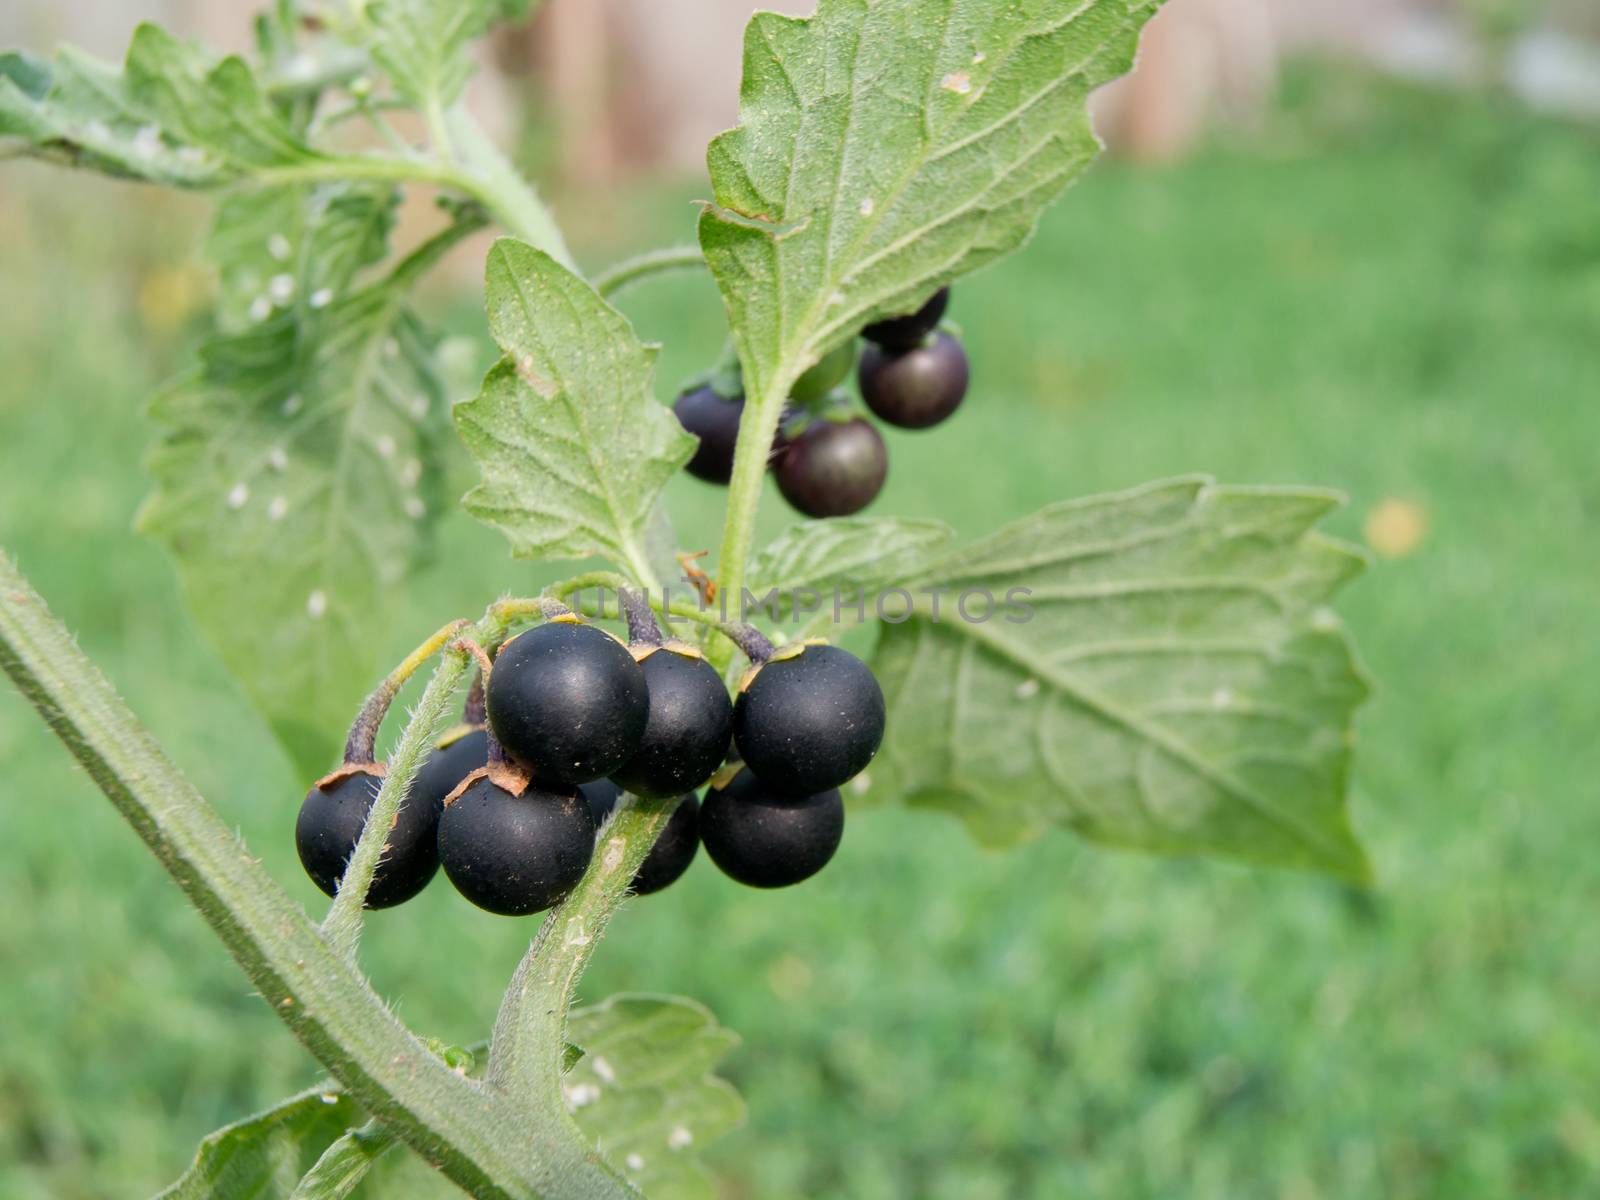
[734,642,886,796]
[610,645,734,799]
[486,620,649,786]
[295,766,440,909]
[774,415,887,518]
[859,331,970,430]
[673,385,745,484]
[584,782,702,896]
[412,727,488,809]
[790,338,858,405]
[437,778,595,915]
[861,286,950,351]
[700,769,844,889]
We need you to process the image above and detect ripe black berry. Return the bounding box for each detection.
[673,385,745,484]
[610,647,734,799]
[412,727,488,808]
[437,778,595,915]
[295,768,440,909]
[790,339,857,404]
[734,643,885,795]
[859,331,969,429]
[774,416,887,518]
[585,782,703,896]
[700,769,843,888]
[861,286,950,351]
[487,622,648,786]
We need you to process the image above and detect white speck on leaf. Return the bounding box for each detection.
[226,482,249,510]
[384,337,400,358]
[267,234,291,261]
[859,197,875,216]
[309,287,333,309]
[668,1126,693,1150]
[973,51,987,64]
[409,394,429,419]
[564,917,590,948]
[268,274,295,304]
[375,434,397,459]
[1310,606,1340,632]
[249,296,272,323]
[319,1093,339,1105]
[282,394,304,417]
[403,496,426,520]
[306,590,328,620]
[849,772,871,795]
[624,1154,644,1172]
[592,1055,616,1083]
[132,124,162,160]
[564,1081,600,1109]
[1212,688,1234,708]
[1015,678,1040,699]
[941,71,973,95]
[266,447,288,472]
[399,459,422,487]
[267,496,288,522]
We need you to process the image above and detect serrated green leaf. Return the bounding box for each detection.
[455,239,695,575]
[154,1084,363,1200]
[700,0,1162,399]
[1,26,318,187]
[208,185,396,330]
[749,516,956,598]
[138,231,453,775]
[566,994,744,1200]
[867,478,1373,880]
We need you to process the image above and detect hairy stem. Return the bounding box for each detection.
[716,367,799,605]
[592,245,706,300]
[0,554,593,1200]
[488,798,678,1129]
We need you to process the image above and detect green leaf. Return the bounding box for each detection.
[455,239,695,576]
[1,26,318,187]
[366,0,504,109]
[288,1121,396,1200]
[699,0,1162,399]
[866,478,1373,880]
[207,184,397,331]
[137,223,456,775]
[748,516,955,599]
[154,1084,363,1200]
[567,995,745,1200]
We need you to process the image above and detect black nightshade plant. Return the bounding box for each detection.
[437,778,596,916]
[734,642,886,796]
[295,767,441,909]
[700,769,844,889]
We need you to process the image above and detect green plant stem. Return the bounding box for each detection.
[592,245,706,300]
[716,367,799,606]
[488,797,678,1140]
[0,553,597,1200]
[322,641,472,959]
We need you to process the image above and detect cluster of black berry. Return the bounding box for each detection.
[674,286,968,517]
[295,613,886,915]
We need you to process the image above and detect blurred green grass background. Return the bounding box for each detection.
[2,67,1599,1199]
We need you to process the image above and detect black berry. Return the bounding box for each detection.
[437,778,595,915]
[790,338,857,404]
[412,727,488,807]
[673,385,745,484]
[487,622,648,786]
[859,332,969,429]
[774,416,887,518]
[295,768,440,909]
[700,769,844,889]
[610,648,734,799]
[581,782,703,896]
[861,286,950,351]
[734,643,885,795]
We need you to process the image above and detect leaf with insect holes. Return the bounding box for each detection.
[699,0,1163,401]
[154,1085,363,1200]
[566,994,744,1200]
[0,25,319,187]
[136,216,477,776]
[747,516,955,619]
[455,239,696,574]
[865,478,1373,880]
